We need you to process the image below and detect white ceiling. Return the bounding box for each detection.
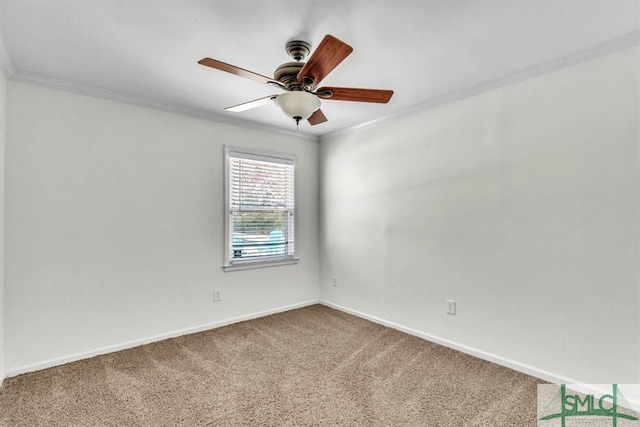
[0,1,638,137]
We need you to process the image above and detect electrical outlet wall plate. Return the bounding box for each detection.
[446,299,456,315]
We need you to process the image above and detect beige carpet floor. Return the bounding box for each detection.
[0,304,544,426]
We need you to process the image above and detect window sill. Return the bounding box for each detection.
[223,257,300,272]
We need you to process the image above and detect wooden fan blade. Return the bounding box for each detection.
[316,87,394,103]
[198,58,275,85]
[307,109,328,125]
[225,95,278,112]
[297,35,353,86]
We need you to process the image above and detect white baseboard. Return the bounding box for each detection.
[5,299,321,379]
[320,300,640,410]
[4,298,638,411]
[320,301,571,382]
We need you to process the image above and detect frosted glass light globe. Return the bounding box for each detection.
[275,92,321,121]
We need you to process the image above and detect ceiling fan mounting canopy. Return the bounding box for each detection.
[285,40,311,61]
[198,34,394,127]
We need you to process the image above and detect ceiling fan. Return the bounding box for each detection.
[198,34,394,127]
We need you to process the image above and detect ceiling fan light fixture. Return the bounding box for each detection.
[275,91,321,122]
[199,34,393,128]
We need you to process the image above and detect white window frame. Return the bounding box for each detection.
[223,145,299,272]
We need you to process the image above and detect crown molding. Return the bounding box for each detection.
[0,33,16,79]
[0,27,317,140]
[3,29,638,143]
[7,70,319,142]
[320,30,640,142]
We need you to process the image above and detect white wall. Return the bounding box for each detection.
[3,47,638,388]
[4,81,320,373]
[0,67,6,384]
[320,47,639,384]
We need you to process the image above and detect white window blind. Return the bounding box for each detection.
[224,146,297,270]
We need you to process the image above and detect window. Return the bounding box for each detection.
[223,146,298,271]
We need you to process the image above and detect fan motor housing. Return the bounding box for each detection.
[274,62,304,90]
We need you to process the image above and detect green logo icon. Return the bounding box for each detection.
[539,384,639,426]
